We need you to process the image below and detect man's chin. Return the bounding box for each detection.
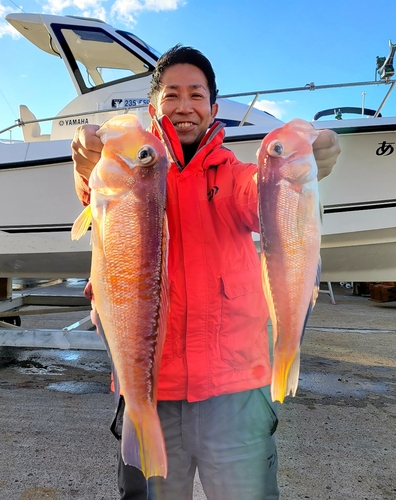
[178,133,204,147]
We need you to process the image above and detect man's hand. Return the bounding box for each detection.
[313,129,341,181]
[71,124,102,181]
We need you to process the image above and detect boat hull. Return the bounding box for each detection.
[2,118,396,281]
[225,118,396,282]
[0,141,91,278]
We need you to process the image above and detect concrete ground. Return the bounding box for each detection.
[0,282,395,499]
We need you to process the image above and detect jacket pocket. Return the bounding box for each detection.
[219,266,268,368]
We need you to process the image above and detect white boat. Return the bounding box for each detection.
[1,12,396,282]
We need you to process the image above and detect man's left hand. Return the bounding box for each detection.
[313,129,341,181]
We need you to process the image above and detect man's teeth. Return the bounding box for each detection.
[176,122,193,128]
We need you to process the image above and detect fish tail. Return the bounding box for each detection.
[121,405,167,479]
[271,348,301,403]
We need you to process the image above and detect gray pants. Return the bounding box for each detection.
[114,386,279,500]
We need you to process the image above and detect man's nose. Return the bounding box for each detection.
[176,96,193,113]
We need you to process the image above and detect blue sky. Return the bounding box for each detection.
[1,0,396,141]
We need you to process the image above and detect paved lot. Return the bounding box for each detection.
[0,282,395,499]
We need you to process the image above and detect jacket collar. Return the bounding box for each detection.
[151,116,226,172]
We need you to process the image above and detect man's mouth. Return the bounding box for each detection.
[174,122,195,129]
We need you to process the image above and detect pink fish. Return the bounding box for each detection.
[257,118,321,403]
[72,114,169,478]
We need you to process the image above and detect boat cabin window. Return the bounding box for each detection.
[51,24,156,93]
[117,30,161,60]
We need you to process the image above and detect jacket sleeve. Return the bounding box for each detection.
[74,169,91,207]
[232,161,260,233]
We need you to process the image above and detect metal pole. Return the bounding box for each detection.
[374,81,396,117]
[361,92,366,117]
[239,93,260,126]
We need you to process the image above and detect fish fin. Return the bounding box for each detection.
[122,404,167,479]
[319,199,324,224]
[90,306,120,406]
[271,347,301,404]
[286,349,301,397]
[91,201,108,258]
[300,256,322,344]
[312,255,322,308]
[153,214,169,404]
[71,205,92,240]
[260,252,278,347]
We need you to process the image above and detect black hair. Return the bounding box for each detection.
[148,44,219,106]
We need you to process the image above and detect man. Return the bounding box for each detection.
[72,45,341,500]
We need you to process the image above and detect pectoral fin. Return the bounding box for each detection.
[71,205,92,240]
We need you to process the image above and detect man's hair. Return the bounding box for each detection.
[148,44,219,106]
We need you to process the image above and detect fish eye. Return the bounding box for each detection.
[268,140,284,157]
[137,145,157,166]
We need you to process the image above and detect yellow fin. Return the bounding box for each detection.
[71,205,92,240]
[271,347,301,404]
[122,405,167,479]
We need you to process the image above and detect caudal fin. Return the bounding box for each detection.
[121,404,167,479]
[271,348,301,404]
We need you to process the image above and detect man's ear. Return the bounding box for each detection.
[148,103,156,118]
[210,103,219,124]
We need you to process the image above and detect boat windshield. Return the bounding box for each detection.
[117,30,161,59]
[51,24,156,93]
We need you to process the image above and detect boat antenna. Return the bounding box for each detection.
[6,0,25,12]
[0,88,17,118]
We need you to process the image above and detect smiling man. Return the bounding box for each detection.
[148,57,218,164]
[72,44,341,500]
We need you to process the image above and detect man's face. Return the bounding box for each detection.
[149,63,218,146]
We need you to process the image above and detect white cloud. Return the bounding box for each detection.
[42,0,109,21]
[253,99,294,120]
[110,0,186,26]
[0,2,20,39]
[0,0,186,38]
[39,0,186,27]
[0,23,19,38]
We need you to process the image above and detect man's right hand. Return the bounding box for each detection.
[71,124,103,181]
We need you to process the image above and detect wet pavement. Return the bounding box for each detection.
[0,282,395,499]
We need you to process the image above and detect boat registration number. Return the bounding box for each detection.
[111,98,150,108]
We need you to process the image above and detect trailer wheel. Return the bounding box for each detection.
[0,316,21,327]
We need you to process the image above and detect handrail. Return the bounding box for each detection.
[1,78,395,137]
[0,103,149,136]
[217,78,395,100]
[218,78,396,124]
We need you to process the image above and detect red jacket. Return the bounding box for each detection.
[77,118,271,402]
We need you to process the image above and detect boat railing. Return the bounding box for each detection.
[218,78,396,124]
[0,103,150,138]
[1,78,395,140]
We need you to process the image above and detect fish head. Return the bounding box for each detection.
[90,114,169,195]
[257,118,320,187]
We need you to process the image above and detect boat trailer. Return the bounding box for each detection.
[0,278,105,350]
[0,277,335,351]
